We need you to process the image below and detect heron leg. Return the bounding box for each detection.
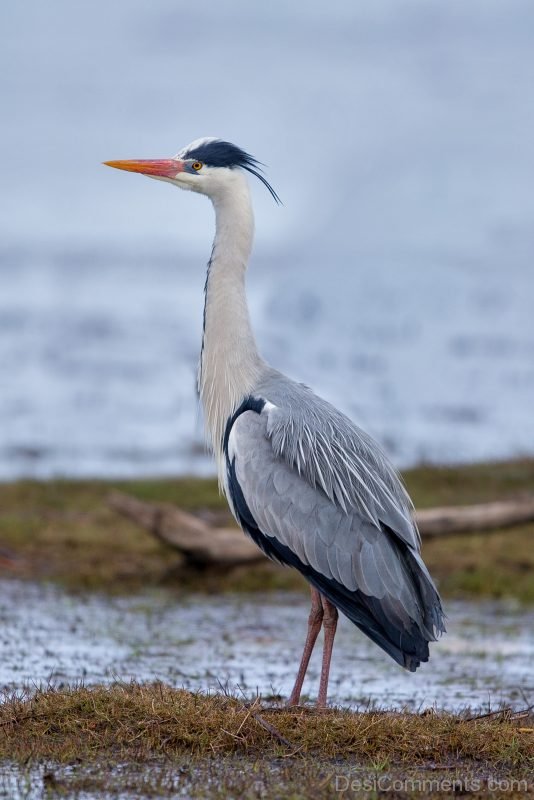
[287,586,323,706]
[317,595,339,708]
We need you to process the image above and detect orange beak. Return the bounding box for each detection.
[103,158,185,178]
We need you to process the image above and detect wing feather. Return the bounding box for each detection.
[257,378,420,551]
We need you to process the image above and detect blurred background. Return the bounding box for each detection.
[1,0,533,480]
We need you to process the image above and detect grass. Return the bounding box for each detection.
[1,463,533,796]
[1,683,533,798]
[0,459,533,600]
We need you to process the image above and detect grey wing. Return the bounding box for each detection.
[227,407,445,672]
[260,381,421,551]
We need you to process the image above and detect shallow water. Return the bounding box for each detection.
[2,579,533,797]
[1,580,532,712]
[2,0,534,479]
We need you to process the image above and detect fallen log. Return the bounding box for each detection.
[415,497,534,537]
[109,491,534,568]
[108,491,264,567]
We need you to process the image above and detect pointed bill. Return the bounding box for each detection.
[103,159,184,177]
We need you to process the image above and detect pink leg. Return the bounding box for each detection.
[317,596,338,708]
[287,586,323,706]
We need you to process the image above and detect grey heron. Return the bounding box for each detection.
[105,139,445,707]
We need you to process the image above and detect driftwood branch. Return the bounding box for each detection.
[108,491,264,567]
[415,497,534,537]
[109,491,534,568]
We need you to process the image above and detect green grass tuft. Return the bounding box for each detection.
[1,684,532,799]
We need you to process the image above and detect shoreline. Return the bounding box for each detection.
[0,458,533,601]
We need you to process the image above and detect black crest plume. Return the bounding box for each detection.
[183,140,281,204]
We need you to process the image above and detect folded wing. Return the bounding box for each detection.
[225,401,445,671]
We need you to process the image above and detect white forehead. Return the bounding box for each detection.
[174,137,218,159]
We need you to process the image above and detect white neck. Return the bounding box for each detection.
[198,173,265,472]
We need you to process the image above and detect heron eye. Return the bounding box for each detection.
[192,161,203,171]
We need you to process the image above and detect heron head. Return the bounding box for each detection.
[104,137,280,203]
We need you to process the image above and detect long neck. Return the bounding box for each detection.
[198,177,265,467]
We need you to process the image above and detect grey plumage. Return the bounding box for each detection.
[226,367,445,671]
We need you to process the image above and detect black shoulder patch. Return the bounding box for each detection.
[222,395,265,458]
